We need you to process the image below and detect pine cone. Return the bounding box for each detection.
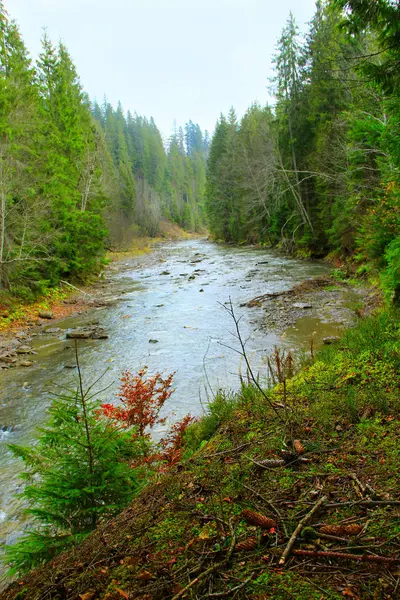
[241,509,276,530]
[293,439,305,455]
[235,536,258,552]
[319,524,363,537]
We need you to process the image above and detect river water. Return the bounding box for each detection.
[0,238,336,562]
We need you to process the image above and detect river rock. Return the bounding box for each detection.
[16,345,33,354]
[149,339,159,344]
[66,326,108,340]
[0,355,16,364]
[66,330,91,339]
[44,327,61,334]
[160,271,170,276]
[90,330,109,340]
[20,361,33,367]
[292,303,313,309]
[38,310,53,319]
[15,332,28,340]
[323,336,340,345]
[64,294,80,304]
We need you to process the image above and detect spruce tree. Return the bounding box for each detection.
[6,348,148,574]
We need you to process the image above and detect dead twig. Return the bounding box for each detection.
[240,481,288,538]
[219,299,286,424]
[196,441,252,460]
[171,519,236,600]
[208,573,254,597]
[325,500,400,508]
[60,279,93,297]
[280,495,327,565]
[291,549,400,565]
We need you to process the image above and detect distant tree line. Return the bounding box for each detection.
[0,2,208,300]
[205,0,400,302]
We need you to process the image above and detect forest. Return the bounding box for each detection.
[205,0,400,303]
[0,2,208,301]
[1,0,400,598]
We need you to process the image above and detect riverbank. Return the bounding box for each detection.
[0,222,198,338]
[2,306,398,600]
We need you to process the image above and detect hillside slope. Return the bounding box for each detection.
[2,310,400,600]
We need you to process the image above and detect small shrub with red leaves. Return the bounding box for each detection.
[101,367,175,437]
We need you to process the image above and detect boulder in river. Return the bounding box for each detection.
[66,330,91,339]
[20,360,34,367]
[149,339,159,344]
[292,302,313,309]
[66,326,108,340]
[16,345,33,354]
[38,310,54,319]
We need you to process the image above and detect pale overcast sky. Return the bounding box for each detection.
[6,0,316,137]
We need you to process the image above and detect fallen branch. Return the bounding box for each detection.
[240,291,289,307]
[279,495,327,565]
[171,520,236,600]
[349,473,381,501]
[349,472,365,498]
[196,442,252,460]
[208,574,254,597]
[60,280,93,298]
[291,549,399,565]
[326,500,400,508]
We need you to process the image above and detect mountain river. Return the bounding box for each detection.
[0,238,355,576]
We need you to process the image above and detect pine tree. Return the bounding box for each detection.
[0,7,43,294]
[36,36,107,282]
[6,348,148,574]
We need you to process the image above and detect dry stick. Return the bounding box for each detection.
[241,481,288,538]
[219,299,286,424]
[171,521,236,600]
[326,500,400,508]
[292,549,399,565]
[60,279,93,297]
[195,441,252,460]
[349,473,381,500]
[279,495,327,565]
[349,472,365,498]
[208,574,254,598]
[317,532,349,544]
